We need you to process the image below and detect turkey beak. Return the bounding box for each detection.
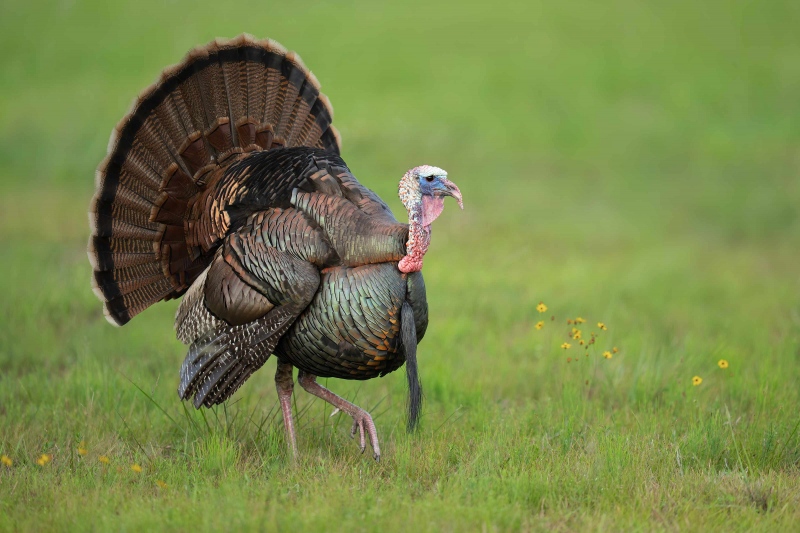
[439,178,464,210]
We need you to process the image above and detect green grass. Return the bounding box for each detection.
[1,0,799,530]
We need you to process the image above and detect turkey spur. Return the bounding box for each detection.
[88,35,463,460]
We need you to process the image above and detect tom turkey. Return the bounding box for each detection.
[88,35,462,460]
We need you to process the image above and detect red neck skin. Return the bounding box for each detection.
[398,195,445,273]
[398,215,430,273]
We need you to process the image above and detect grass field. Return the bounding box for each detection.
[1,0,799,530]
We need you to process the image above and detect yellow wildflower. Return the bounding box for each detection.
[579,340,585,345]
[573,330,582,340]
[597,322,607,331]
[692,376,702,386]
[131,464,143,473]
[612,347,619,353]
[561,342,571,350]
[156,480,168,489]
[602,351,612,359]
[77,446,88,456]
[98,455,110,464]
[575,317,586,324]
[536,302,548,313]
[718,359,729,369]
[1,455,11,467]
[36,454,52,466]
[535,321,544,330]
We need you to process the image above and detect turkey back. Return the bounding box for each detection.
[88,35,340,326]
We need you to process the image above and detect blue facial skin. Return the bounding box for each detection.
[418,174,448,197]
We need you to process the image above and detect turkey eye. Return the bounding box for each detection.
[425,176,435,182]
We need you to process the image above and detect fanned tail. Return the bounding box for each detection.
[88,35,340,326]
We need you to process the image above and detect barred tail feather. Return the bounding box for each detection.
[88,35,340,325]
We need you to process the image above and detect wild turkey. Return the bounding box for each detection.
[88,35,462,460]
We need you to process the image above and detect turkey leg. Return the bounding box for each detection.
[297,371,381,461]
[275,361,298,459]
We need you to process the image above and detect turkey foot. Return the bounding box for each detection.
[350,409,379,458]
[298,370,381,461]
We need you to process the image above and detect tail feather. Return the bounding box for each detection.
[90,254,152,271]
[94,261,164,285]
[89,35,340,325]
[91,217,159,240]
[103,279,177,326]
[93,277,165,302]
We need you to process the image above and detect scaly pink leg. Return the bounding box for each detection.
[297,370,381,461]
[275,362,297,460]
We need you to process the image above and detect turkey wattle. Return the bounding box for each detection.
[87,35,463,461]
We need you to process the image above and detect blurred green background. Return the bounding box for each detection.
[1,0,799,530]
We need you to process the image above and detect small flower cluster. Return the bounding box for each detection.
[535,302,619,362]
[0,443,156,487]
[692,359,729,387]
